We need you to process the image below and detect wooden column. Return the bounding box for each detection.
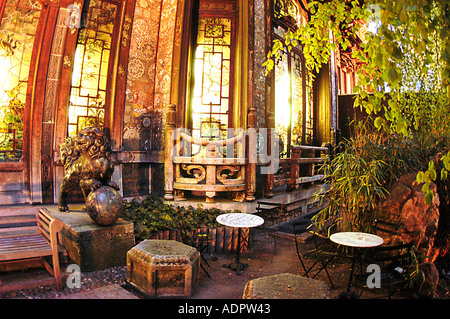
[164,104,176,200]
[288,146,301,192]
[246,107,257,201]
[303,148,315,177]
[264,111,274,197]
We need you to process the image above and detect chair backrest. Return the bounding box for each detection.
[293,217,336,239]
[373,242,414,268]
[178,219,193,243]
[178,219,209,251]
[373,219,402,236]
[372,219,413,268]
[292,220,313,236]
[36,208,64,247]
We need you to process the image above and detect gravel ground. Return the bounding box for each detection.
[1,228,449,299]
[0,266,133,299]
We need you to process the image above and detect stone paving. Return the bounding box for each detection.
[60,284,139,299]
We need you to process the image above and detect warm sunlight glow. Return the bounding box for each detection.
[275,71,291,128]
[66,0,116,136]
[190,17,233,142]
[0,55,13,106]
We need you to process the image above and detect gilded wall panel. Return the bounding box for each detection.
[123,0,178,152]
[154,0,177,110]
[123,0,160,150]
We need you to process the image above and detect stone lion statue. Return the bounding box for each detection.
[58,126,119,212]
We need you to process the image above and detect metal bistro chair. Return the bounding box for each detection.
[360,219,414,297]
[368,242,414,297]
[293,219,336,288]
[179,221,212,278]
[254,201,285,255]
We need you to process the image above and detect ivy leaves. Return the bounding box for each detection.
[122,195,237,240]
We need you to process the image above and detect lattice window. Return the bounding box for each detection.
[191,16,233,141]
[274,45,306,157]
[67,0,117,136]
[0,0,42,161]
[291,49,304,144]
[273,1,314,157]
[304,71,314,145]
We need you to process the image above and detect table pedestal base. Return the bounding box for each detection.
[215,213,265,275]
[223,227,248,274]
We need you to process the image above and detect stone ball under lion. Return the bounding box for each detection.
[85,186,123,226]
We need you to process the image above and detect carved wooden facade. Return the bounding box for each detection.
[0,0,342,205]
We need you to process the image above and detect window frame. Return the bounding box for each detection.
[0,0,43,163]
[272,0,315,158]
[66,0,122,137]
[186,0,237,141]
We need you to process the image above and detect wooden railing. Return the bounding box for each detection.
[164,104,329,202]
[264,144,329,197]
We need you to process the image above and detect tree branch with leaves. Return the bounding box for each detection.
[265,0,450,205]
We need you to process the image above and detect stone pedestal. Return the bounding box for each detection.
[53,209,135,271]
[127,240,200,297]
[243,273,330,299]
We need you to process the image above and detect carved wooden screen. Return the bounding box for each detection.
[0,0,42,161]
[67,0,119,136]
[189,1,236,142]
[274,0,301,22]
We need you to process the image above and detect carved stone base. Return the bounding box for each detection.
[126,240,200,297]
[54,209,135,272]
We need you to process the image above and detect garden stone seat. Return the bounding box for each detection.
[126,239,200,297]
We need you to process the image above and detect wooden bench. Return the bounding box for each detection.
[0,208,65,291]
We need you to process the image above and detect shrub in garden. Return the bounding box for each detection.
[314,128,448,233]
[122,194,239,240]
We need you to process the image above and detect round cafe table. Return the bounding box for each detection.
[330,232,383,292]
[216,213,264,274]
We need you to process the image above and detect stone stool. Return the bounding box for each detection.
[126,240,200,297]
[243,273,330,299]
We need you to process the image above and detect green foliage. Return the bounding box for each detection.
[265,0,450,205]
[314,129,447,232]
[314,136,389,232]
[122,194,239,240]
[0,84,24,161]
[264,0,365,75]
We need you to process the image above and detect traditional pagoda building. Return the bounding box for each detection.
[0,0,359,210]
